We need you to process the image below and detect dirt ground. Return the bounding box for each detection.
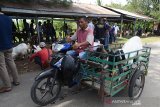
[15,58,42,74]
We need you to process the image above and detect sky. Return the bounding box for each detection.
[72,0,127,5]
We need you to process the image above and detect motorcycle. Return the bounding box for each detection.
[30,41,82,106]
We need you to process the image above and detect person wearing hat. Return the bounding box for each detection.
[30,42,52,69]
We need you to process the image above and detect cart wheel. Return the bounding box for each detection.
[128,66,145,100]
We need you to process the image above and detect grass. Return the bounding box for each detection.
[117,36,160,44]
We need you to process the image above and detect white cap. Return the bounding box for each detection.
[39,42,46,48]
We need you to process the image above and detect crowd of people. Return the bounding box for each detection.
[12,17,120,46]
[12,19,56,44]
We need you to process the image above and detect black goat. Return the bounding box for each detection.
[108,50,126,76]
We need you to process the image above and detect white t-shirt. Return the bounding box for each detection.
[88,22,95,31]
[114,25,119,35]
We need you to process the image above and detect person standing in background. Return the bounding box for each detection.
[23,19,30,42]
[113,23,119,42]
[109,25,115,44]
[42,21,47,41]
[94,18,110,48]
[94,18,106,41]
[36,21,43,42]
[0,13,19,93]
[63,23,68,36]
[88,17,95,31]
[104,18,111,47]
[46,20,56,43]
[30,19,35,38]
[12,21,17,43]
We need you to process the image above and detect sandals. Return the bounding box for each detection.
[0,87,12,93]
[12,82,20,86]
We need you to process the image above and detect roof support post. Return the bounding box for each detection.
[52,18,53,24]
[134,18,137,35]
[144,20,146,32]
[36,16,40,43]
[63,18,66,38]
[120,15,123,37]
[16,18,20,32]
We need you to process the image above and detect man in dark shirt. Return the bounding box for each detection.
[94,18,110,47]
[30,19,35,37]
[23,19,30,42]
[12,21,17,43]
[94,18,107,40]
[46,20,56,43]
[104,18,111,48]
[0,13,19,93]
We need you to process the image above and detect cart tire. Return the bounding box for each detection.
[128,66,145,100]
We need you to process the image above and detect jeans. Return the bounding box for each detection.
[66,50,86,59]
[34,56,43,69]
[105,33,110,48]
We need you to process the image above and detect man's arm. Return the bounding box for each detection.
[30,52,39,61]
[78,41,90,47]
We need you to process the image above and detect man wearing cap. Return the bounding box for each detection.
[30,42,52,69]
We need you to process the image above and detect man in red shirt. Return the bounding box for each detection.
[30,42,52,69]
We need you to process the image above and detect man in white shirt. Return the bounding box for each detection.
[88,18,95,31]
[114,23,119,42]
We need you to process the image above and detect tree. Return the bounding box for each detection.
[105,2,126,9]
[97,0,102,6]
[126,0,160,20]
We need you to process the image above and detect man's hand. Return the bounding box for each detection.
[66,36,72,43]
[72,43,81,50]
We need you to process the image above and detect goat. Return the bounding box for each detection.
[12,43,31,59]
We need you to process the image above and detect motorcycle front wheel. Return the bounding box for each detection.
[31,76,61,106]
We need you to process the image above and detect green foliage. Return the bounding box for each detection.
[105,2,125,9]
[126,0,160,20]
[1,0,32,3]
[53,20,77,37]
[106,0,160,21]
[96,0,102,6]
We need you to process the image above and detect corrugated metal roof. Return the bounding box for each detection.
[103,6,153,20]
[0,2,120,17]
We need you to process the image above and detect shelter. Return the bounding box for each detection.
[0,2,120,43]
[102,6,153,36]
[0,2,120,18]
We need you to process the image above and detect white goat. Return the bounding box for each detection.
[121,36,143,63]
[12,43,31,59]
